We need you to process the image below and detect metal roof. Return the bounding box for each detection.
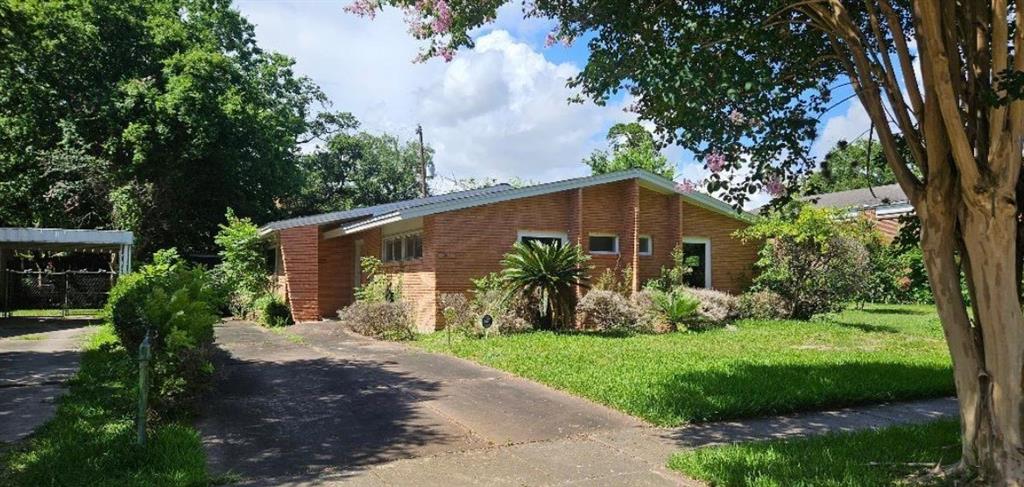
[321,169,754,239]
[259,184,516,235]
[802,183,909,210]
[0,228,134,248]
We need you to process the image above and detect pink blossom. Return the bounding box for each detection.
[545,31,558,47]
[706,152,727,173]
[676,179,698,193]
[764,177,786,197]
[728,109,746,125]
[431,0,452,33]
[343,0,378,19]
[439,47,455,62]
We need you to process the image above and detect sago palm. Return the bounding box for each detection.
[500,241,590,330]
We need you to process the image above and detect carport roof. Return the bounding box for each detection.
[0,228,134,249]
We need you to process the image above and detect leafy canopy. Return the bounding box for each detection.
[0,0,343,255]
[584,122,676,179]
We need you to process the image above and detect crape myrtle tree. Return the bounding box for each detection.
[346,0,1024,482]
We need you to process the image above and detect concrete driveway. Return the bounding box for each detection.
[197,321,691,486]
[0,317,95,444]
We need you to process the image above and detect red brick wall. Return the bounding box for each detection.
[278,177,759,328]
[279,226,320,322]
[680,201,757,293]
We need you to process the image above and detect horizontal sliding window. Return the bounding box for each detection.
[588,234,619,254]
[383,232,423,262]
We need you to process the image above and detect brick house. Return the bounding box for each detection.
[260,169,759,330]
[803,183,911,240]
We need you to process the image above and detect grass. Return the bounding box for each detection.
[669,420,961,486]
[415,304,954,425]
[267,326,306,345]
[0,325,209,486]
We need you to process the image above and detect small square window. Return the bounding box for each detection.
[638,236,652,255]
[588,235,618,254]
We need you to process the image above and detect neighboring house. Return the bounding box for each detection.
[260,169,759,330]
[803,183,912,240]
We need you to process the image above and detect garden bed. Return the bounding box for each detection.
[415,304,954,425]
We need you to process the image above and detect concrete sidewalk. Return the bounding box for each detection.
[0,317,95,444]
[199,320,958,486]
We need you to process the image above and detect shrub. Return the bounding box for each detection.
[339,301,414,340]
[630,290,669,333]
[648,288,700,331]
[105,248,218,417]
[737,290,793,320]
[736,204,874,319]
[354,256,401,303]
[576,290,640,332]
[501,241,590,329]
[473,288,535,335]
[646,244,692,292]
[253,293,292,327]
[592,266,634,296]
[213,209,271,316]
[683,287,739,327]
[440,293,476,334]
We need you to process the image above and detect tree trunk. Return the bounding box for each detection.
[960,191,1024,484]
[920,181,1024,484]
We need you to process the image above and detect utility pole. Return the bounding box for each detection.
[415,124,428,197]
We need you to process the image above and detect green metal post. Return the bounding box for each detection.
[136,332,152,447]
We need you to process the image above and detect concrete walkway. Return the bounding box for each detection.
[198,320,958,486]
[0,317,95,444]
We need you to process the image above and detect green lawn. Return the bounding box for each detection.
[669,420,961,486]
[0,325,209,486]
[415,304,954,425]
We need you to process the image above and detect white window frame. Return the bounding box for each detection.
[382,231,423,263]
[638,235,653,256]
[682,237,712,289]
[588,233,620,255]
[516,230,568,246]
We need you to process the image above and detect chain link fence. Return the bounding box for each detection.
[1,269,116,318]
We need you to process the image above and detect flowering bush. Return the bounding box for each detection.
[340,301,415,341]
[683,287,739,327]
[737,204,874,319]
[737,291,793,320]
[576,290,641,333]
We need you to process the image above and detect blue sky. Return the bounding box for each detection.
[233,0,871,208]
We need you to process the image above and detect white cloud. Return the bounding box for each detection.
[234,1,627,185]
[810,100,872,159]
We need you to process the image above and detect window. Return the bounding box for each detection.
[382,232,423,262]
[638,236,652,255]
[517,231,567,248]
[682,237,711,288]
[588,234,619,254]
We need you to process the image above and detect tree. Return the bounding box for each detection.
[351,0,1024,480]
[0,0,341,256]
[802,139,897,194]
[287,129,435,215]
[583,122,676,179]
[738,204,874,319]
[500,241,590,330]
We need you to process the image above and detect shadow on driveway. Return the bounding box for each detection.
[197,323,475,485]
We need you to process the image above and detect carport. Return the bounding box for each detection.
[0,228,133,318]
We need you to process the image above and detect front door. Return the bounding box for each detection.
[682,242,708,288]
[353,240,363,290]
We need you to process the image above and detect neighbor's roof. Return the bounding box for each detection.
[0,227,134,248]
[260,169,753,238]
[802,184,909,211]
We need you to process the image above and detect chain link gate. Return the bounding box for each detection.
[1,269,116,318]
